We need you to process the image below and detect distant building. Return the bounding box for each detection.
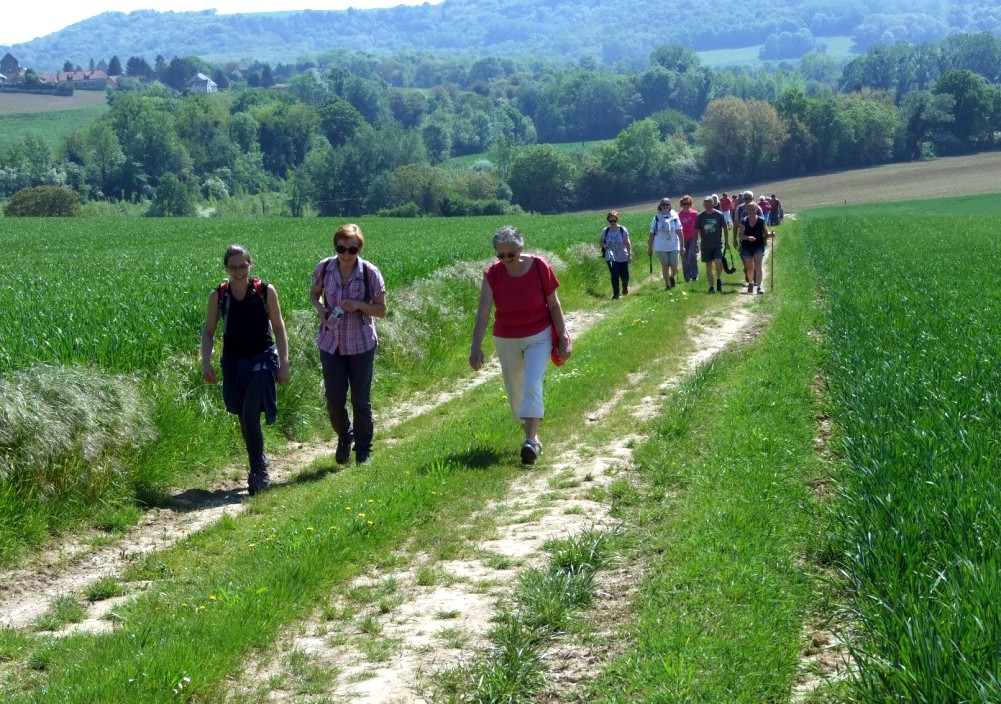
[1,52,22,84]
[187,72,218,94]
[38,69,110,90]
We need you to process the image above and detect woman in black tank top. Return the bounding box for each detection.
[201,245,291,495]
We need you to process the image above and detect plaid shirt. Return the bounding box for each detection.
[313,257,385,355]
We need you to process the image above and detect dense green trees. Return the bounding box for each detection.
[5,27,1001,218]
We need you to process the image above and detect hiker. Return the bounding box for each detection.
[599,210,632,298]
[677,195,700,283]
[694,195,729,294]
[648,197,683,289]
[738,203,774,295]
[309,223,387,466]
[734,191,763,283]
[719,192,734,231]
[201,244,291,496]
[469,225,571,465]
[769,194,783,224]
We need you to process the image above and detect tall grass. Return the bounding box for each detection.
[807,211,1001,700]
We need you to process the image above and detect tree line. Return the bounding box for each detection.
[2,34,1000,217]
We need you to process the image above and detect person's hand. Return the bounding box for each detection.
[278,363,291,385]
[202,363,217,384]
[557,335,572,363]
[469,346,484,371]
[340,298,360,313]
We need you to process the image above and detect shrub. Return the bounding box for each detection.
[3,186,83,217]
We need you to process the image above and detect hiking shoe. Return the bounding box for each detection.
[757,286,764,295]
[335,435,353,464]
[708,286,715,294]
[248,472,271,496]
[356,451,371,466]
[716,278,723,292]
[669,276,675,288]
[747,282,754,294]
[622,285,628,295]
[520,441,538,465]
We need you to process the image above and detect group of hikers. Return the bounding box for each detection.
[599,190,781,297]
[203,193,781,493]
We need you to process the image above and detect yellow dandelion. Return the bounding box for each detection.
[208,595,217,601]
[357,512,366,519]
[366,521,374,526]
[198,605,206,611]
[329,525,339,531]
[306,527,315,532]
[247,543,256,548]
[181,602,188,608]
[367,499,375,504]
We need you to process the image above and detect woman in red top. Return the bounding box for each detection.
[469,226,571,465]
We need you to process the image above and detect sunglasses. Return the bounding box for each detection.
[335,245,360,254]
[496,251,519,260]
[607,218,618,223]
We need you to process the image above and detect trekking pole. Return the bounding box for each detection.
[770,231,775,291]
[648,252,652,277]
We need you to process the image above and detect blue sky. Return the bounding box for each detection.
[2,1,437,46]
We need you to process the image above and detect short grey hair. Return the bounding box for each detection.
[492,225,524,249]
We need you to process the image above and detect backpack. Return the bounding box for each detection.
[601,226,628,262]
[217,278,268,334]
[318,257,371,309]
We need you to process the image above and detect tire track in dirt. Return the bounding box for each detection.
[225,286,762,704]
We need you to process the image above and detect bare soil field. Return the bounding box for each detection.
[0,90,107,114]
[609,151,1001,215]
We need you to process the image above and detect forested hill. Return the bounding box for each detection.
[4,0,1001,71]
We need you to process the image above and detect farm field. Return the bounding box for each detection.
[1,192,1000,701]
[0,90,108,152]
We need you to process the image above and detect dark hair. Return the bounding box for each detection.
[223,244,252,267]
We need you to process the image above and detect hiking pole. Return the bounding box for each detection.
[770,230,775,291]
[648,252,652,277]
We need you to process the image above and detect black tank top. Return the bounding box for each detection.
[222,284,273,359]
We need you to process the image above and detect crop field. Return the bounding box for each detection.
[805,207,1001,700]
[1,190,1000,702]
[0,91,108,152]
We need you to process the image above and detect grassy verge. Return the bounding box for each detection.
[578,220,830,701]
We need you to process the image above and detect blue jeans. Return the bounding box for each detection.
[320,347,376,454]
[682,241,699,281]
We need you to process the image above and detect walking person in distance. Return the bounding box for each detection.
[309,223,387,466]
[469,226,571,465]
[694,195,729,293]
[201,244,291,496]
[648,197,684,289]
[600,211,632,299]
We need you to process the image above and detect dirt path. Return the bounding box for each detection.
[0,305,594,633]
[225,286,762,703]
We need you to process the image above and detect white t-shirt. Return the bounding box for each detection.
[650,210,682,252]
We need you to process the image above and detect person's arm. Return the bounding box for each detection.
[722,215,731,249]
[340,266,387,318]
[469,275,493,371]
[675,218,685,252]
[623,231,632,261]
[546,290,572,362]
[201,290,220,384]
[266,284,291,384]
[309,280,327,323]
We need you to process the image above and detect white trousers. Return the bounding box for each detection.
[494,327,551,421]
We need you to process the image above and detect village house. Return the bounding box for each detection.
[38,69,111,90]
[1,52,24,85]
[187,72,218,94]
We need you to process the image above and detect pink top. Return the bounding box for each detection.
[677,209,699,242]
[312,257,386,355]
[486,256,559,339]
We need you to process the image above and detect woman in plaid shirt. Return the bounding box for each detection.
[309,224,387,466]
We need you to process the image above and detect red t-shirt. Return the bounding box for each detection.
[719,196,733,213]
[486,256,559,339]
